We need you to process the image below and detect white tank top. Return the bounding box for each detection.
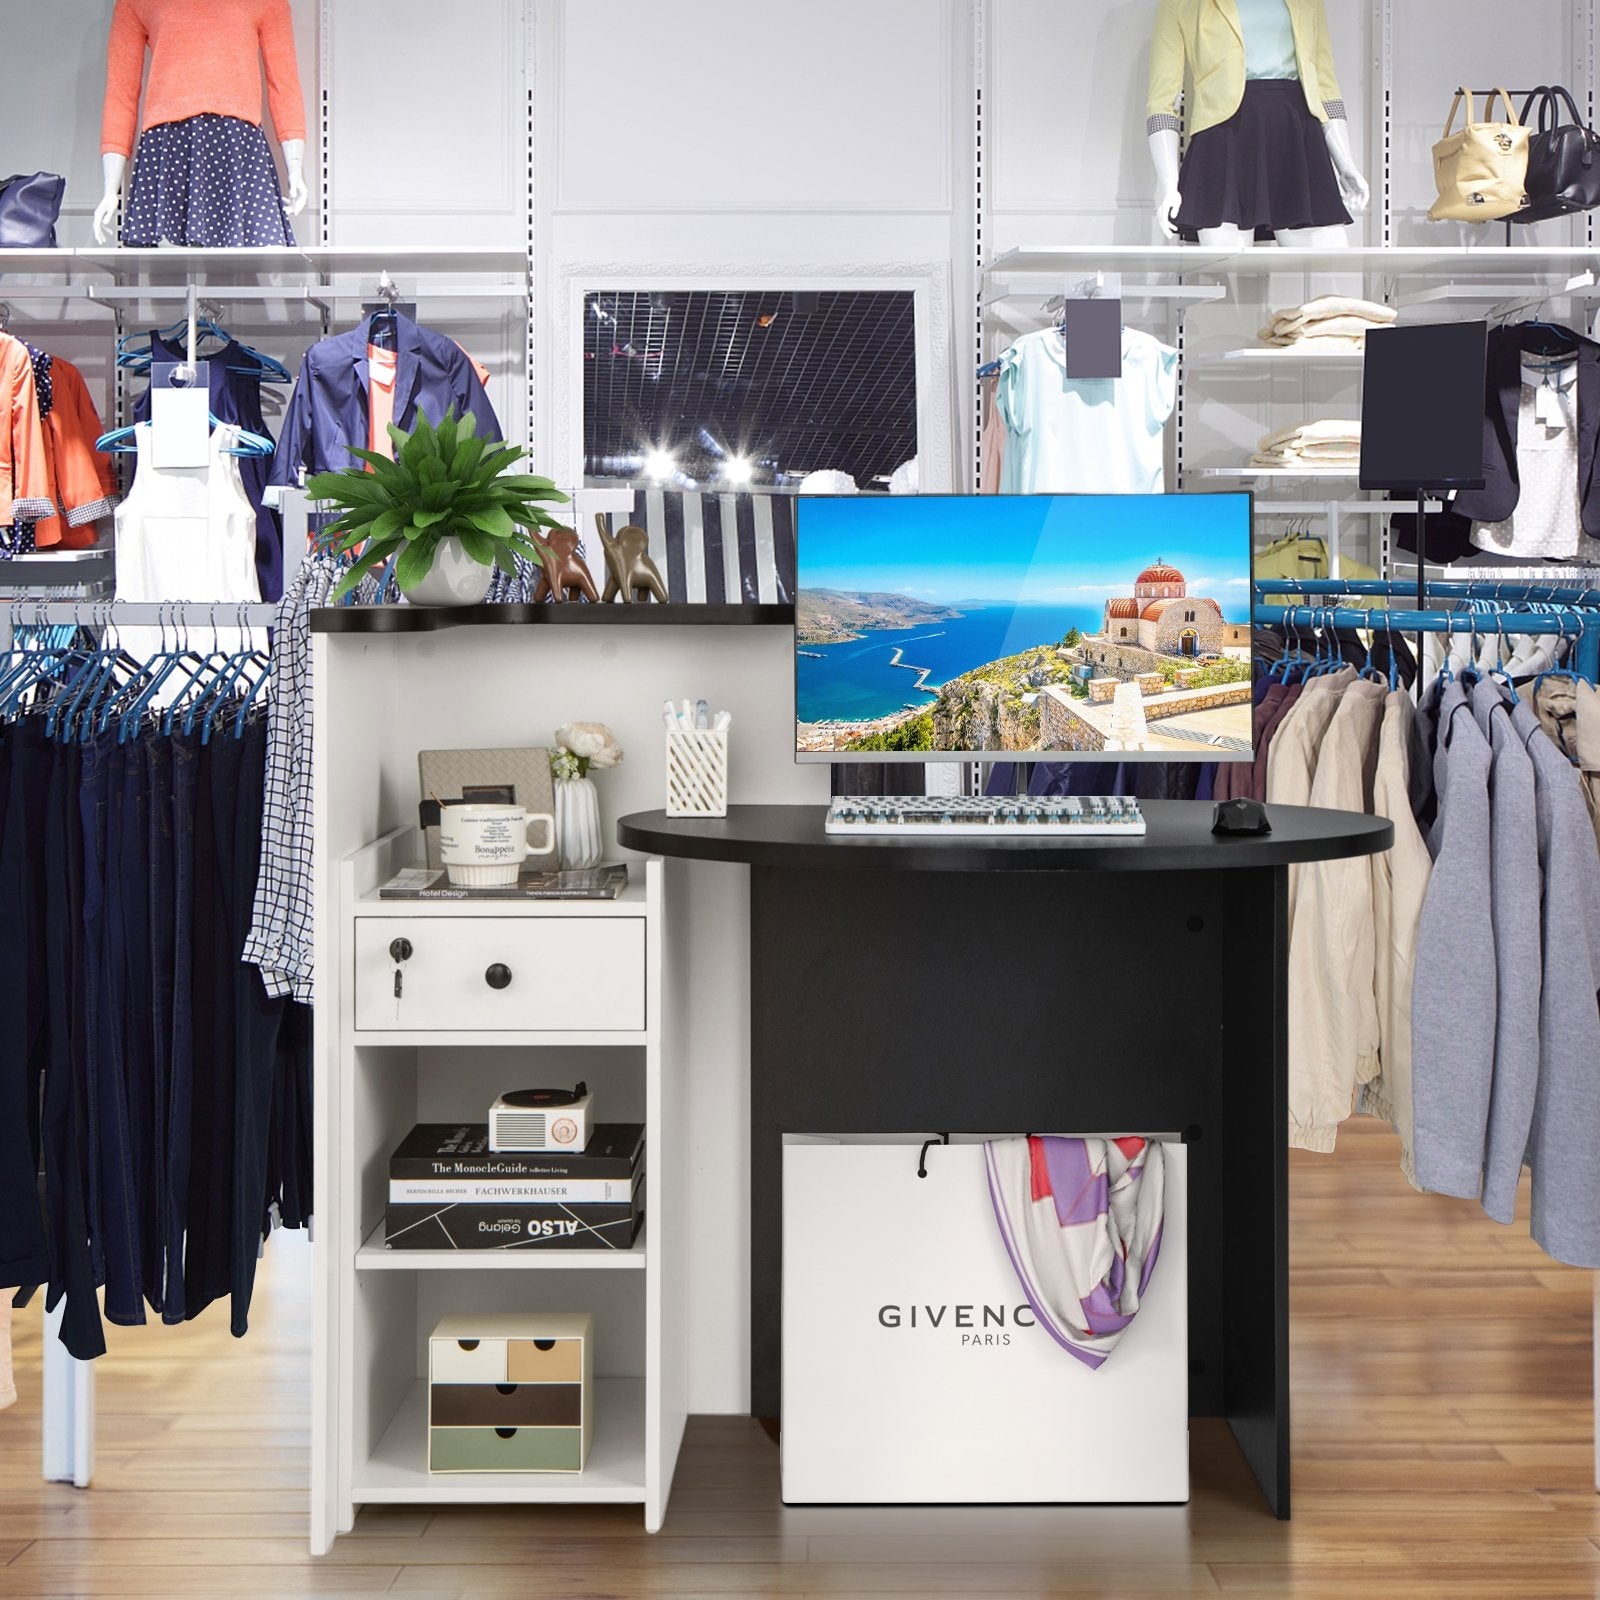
[114,421,262,605]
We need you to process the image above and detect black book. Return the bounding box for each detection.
[385,1201,644,1251]
[389,1123,644,1181]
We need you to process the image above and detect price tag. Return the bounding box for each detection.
[150,361,212,469]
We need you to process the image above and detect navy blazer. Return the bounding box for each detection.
[1393,325,1600,562]
[269,313,501,488]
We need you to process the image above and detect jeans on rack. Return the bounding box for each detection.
[41,739,106,1360]
[165,731,198,1323]
[0,723,49,1289]
[84,731,144,1324]
[117,738,160,1317]
[229,714,286,1334]
[144,736,174,1314]
[185,732,242,1320]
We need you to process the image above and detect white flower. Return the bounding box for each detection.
[554,722,624,774]
[557,722,624,768]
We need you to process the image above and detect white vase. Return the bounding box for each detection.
[555,777,604,869]
[407,538,493,606]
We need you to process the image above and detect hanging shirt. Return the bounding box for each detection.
[1471,368,1600,560]
[997,327,1178,496]
[1238,0,1301,80]
[367,344,398,461]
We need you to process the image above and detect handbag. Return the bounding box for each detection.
[1429,88,1530,222]
[1510,85,1600,223]
[0,172,65,248]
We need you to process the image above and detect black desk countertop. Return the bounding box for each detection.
[617,801,1393,874]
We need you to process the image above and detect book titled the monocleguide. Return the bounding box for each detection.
[378,864,629,900]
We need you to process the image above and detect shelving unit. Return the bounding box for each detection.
[314,823,684,1552]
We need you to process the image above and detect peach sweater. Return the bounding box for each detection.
[101,0,306,159]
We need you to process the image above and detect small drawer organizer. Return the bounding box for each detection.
[427,1312,593,1473]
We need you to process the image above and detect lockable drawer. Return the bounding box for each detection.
[355,916,646,1032]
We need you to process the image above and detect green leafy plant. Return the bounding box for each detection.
[307,409,571,600]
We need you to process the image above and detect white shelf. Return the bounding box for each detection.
[354,1378,647,1505]
[356,1220,647,1270]
[1188,346,1366,367]
[986,244,1600,279]
[2,245,529,284]
[1194,467,1361,480]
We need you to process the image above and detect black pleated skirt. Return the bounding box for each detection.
[1175,81,1352,242]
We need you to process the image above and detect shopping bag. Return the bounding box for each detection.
[780,1135,1189,1504]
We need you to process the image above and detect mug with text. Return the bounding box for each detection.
[438,803,556,886]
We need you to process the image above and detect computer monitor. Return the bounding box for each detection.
[794,493,1255,763]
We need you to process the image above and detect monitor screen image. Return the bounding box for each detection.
[794,493,1255,762]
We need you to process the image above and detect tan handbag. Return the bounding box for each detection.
[1430,88,1531,221]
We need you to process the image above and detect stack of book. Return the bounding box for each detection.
[385,1123,645,1251]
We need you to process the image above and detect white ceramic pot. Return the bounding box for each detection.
[555,776,604,869]
[408,538,493,606]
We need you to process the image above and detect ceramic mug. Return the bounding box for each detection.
[438,803,556,887]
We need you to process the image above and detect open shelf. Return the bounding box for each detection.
[312,601,794,633]
[354,1377,647,1505]
[1188,347,1366,368]
[357,1220,647,1270]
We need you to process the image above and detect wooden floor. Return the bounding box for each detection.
[2,1117,1597,1598]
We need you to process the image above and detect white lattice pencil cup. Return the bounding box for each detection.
[665,730,729,817]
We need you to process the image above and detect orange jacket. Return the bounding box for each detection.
[0,336,53,530]
[33,360,117,551]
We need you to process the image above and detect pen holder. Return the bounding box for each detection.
[665,729,729,818]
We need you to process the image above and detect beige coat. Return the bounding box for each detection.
[1286,677,1386,1152]
[1358,692,1435,1186]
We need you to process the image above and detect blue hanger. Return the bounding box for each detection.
[118,321,292,384]
[94,419,276,458]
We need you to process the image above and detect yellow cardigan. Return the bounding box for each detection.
[1146,0,1347,138]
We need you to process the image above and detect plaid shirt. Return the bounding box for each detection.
[244,555,378,1001]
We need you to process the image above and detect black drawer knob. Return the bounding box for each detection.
[485,964,513,990]
[389,937,413,963]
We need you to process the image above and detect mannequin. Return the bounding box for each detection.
[95,0,309,248]
[1146,0,1368,246]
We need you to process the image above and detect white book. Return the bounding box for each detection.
[388,1176,639,1204]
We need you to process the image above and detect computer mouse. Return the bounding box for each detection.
[1212,798,1272,836]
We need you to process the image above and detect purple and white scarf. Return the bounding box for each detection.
[984,1136,1166,1370]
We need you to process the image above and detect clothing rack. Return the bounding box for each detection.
[1251,580,1600,682]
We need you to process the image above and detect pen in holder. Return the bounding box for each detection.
[665,729,729,817]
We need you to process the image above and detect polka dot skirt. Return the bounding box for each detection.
[123,113,296,249]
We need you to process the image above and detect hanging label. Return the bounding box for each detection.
[1534,378,1570,430]
[150,361,211,469]
[1062,298,1123,380]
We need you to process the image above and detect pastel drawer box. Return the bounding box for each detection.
[429,1338,509,1384]
[354,916,646,1032]
[508,1338,583,1383]
[428,1425,585,1473]
[430,1383,583,1428]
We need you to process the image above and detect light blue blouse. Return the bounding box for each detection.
[1236,0,1299,81]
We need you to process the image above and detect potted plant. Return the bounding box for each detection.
[309,409,571,605]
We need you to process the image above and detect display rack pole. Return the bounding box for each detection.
[41,1305,93,1488]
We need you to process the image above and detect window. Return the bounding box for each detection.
[582,288,919,491]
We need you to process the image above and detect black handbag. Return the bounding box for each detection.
[1512,86,1600,223]
[0,172,66,248]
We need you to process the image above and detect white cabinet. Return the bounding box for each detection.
[354,916,647,1033]
[313,822,685,1553]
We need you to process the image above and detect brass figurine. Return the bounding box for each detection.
[595,513,669,604]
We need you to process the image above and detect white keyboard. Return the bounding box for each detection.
[824,795,1147,838]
